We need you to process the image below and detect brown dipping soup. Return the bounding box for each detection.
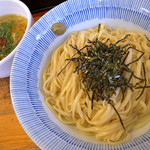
[0,14,27,60]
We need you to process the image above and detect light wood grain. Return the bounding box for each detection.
[0,9,49,150]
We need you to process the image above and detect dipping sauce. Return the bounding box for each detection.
[0,14,27,60]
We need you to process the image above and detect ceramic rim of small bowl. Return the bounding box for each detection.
[0,0,33,65]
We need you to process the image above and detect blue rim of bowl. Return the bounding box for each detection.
[10,0,150,149]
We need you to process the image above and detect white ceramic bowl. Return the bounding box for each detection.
[10,0,150,149]
[0,0,34,78]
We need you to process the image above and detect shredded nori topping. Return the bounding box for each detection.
[58,24,150,129]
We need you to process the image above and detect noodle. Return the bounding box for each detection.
[42,24,150,144]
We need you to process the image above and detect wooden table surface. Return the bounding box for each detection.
[0,10,49,150]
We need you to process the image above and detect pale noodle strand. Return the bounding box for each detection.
[42,24,150,144]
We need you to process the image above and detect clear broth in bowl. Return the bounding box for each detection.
[0,14,27,60]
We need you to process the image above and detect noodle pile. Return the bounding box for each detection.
[42,24,150,144]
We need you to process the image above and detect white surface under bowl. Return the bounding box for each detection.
[0,0,34,78]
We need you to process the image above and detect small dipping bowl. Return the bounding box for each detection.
[0,0,34,78]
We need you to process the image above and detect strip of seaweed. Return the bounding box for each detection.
[58,25,149,129]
